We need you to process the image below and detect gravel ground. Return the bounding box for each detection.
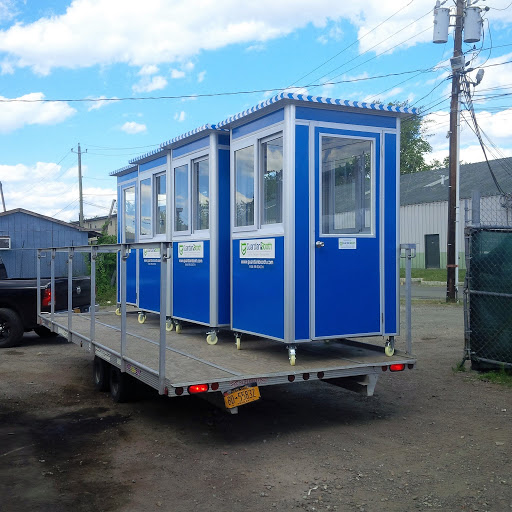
[1,303,511,512]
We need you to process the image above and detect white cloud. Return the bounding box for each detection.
[174,111,186,122]
[138,64,159,76]
[121,121,147,134]
[0,0,448,75]
[132,75,168,93]
[246,43,265,52]
[197,71,206,83]
[87,95,119,111]
[317,23,343,44]
[170,68,185,79]
[0,92,76,133]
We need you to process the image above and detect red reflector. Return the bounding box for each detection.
[188,384,209,394]
[302,373,310,381]
[382,366,388,372]
[42,288,51,307]
[390,364,405,372]
[317,371,324,379]
[288,375,295,382]
[211,382,219,391]
[175,387,184,396]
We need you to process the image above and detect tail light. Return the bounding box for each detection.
[42,288,51,307]
[188,384,209,394]
[390,364,406,372]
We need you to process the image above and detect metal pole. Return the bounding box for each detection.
[90,246,97,345]
[50,248,56,323]
[36,249,41,323]
[67,247,74,340]
[0,182,6,212]
[158,243,168,394]
[78,143,84,228]
[446,0,464,303]
[405,245,415,355]
[120,244,128,371]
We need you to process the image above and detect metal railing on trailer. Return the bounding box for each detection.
[37,242,172,396]
[36,242,417,412]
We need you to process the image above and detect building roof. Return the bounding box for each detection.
[400,158,512,206]
[0,208,90,232]
[112,93,416,176]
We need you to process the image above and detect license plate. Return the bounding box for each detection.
[224,385,260,409]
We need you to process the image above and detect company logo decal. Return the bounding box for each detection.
[239,238,275,259]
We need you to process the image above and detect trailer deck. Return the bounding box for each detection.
[39,308,416,401]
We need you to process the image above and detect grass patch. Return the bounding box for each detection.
[477,367,512,387]
[399,268,466,282]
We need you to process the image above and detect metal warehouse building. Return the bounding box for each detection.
[400,157,512,269]
[0,208,90,278]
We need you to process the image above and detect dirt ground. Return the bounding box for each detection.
[1,303,511,512]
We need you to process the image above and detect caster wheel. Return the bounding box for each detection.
[175,323,182,334]
[385,344,395,357]
[235,337,241,350]
[138,313,146,324]
[115,307,121,316]
[206,333,218,345]
[289,354,296,366]
[165,320,174,332]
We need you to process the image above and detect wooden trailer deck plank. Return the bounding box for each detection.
[53,311,414,386]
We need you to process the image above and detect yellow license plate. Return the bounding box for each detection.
[224,385,260,409]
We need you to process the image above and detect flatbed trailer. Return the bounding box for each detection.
[36,243,417,413]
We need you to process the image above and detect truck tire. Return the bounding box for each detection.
[0,308,24,348]
[93,356,110,392]
[34,326,59,338]
[109,366,133,403]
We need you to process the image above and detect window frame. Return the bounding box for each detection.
[319,133,376,238]
[192,155,210,234]
[138,176,152,239]
[153,171,167,240]
[122,184,136,244]
[232,125,284,235]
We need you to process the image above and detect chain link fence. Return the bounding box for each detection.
[464,192,512,370]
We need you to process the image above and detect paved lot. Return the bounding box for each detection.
[1,304,511,512]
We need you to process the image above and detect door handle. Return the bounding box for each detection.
[315,241,325,248]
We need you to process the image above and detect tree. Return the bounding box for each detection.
[399,105,433,174]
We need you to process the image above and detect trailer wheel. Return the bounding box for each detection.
[0,308,24,349]
[34,326,59,338]
[93,356,110,392]
[165,319,174,331]
[115,307,121,316]
[137,312,146,324]
[109,367,132,403]
[384,344,395,357]
[206,333,218,345]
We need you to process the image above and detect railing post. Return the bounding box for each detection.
[36,249,41,323]
[401,243,416,355]
[50,249,56,323]
[68,247,74,339]
[158,242,169,394]
[120,244,128,371]
[90,246,97,346]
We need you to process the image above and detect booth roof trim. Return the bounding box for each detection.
[111,93,417,176]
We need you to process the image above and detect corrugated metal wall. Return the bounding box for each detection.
[0,212,89,278]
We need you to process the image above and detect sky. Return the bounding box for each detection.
[0,0,511,222]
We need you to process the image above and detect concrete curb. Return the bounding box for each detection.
[400,278,464,286]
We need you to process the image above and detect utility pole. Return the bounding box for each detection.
[446,0,464,303]
[71,143,86,228]
[0,182,6,212]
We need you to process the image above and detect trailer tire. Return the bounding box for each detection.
[93,356,110,392]
[109,366,132,403]
[0,308,24,348]
[34,326,59,338]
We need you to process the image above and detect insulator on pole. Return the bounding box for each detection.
[464,7,482,43]
[433,6,450,44]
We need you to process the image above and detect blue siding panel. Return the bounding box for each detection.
[117,170,138,184]
[218,134,230,146]
[296,106,396,129]
[294,125,310,340]
[232,109,284,139]
[139,156,166,172]
[172,136,209,158]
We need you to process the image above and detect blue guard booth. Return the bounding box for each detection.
[113,126,231,343]
[216,93,415,364]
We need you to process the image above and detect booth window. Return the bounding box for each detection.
[174,164,189,232]
[194,158,209,231]
[155,173,166,235]
[140,178,151,236]
[321,136,373,235]
[261,136,283,225]
[235,145,254,227]
[123,186,136,243]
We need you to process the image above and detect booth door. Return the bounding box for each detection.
[313,129,382,339]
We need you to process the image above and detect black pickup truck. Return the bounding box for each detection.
[0,258,91,348]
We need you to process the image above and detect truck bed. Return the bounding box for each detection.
[39,309,416,398]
